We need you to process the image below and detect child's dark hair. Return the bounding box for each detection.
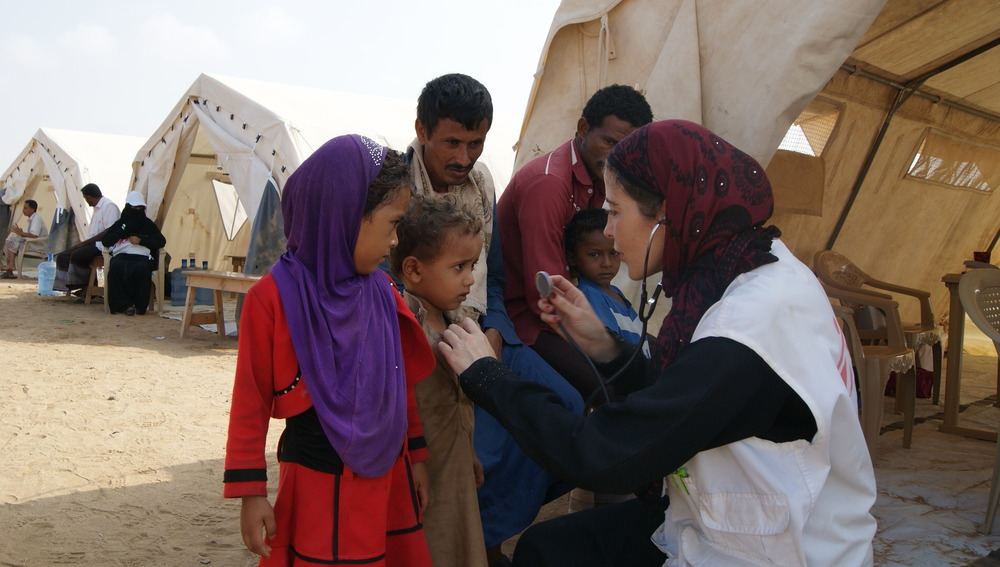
[364,148,409,217]
[389,194,483,277]
[565,208,609,258]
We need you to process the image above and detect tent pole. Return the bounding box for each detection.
[825,86,911,249]
[840,64,1000,124]
[989,228,1000,255]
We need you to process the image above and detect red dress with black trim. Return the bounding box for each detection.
[224,273,436,566]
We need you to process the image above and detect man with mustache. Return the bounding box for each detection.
[406,73,584,567]
[497,85,652,399]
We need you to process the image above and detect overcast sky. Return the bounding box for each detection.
[0,0,562,166]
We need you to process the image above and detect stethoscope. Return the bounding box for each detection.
[539,220,664,409]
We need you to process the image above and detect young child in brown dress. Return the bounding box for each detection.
[390,194,489,567]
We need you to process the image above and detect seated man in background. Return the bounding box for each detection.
[498,84,652,398]
[53,183,120,293]
[2,199,48,278]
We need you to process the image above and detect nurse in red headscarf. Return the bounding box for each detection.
[438,120,877,567]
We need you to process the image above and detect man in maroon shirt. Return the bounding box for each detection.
[497,85,652,397]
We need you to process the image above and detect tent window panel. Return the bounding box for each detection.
[212,179,248,240]
[777,99,841,157]
[906,130,1000,193]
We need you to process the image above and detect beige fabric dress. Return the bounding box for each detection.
[404,292,488,567]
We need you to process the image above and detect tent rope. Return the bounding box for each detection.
[596,14,612,90]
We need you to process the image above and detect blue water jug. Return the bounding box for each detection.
[170,267,188,306]
[37,254,60,296]
[170,266,214,306]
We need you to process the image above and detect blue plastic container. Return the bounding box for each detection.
[170,267,214,306]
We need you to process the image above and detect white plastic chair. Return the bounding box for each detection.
[958,269,1000,534]
[15,235,50,279]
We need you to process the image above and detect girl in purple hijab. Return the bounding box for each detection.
[224,134,437,567]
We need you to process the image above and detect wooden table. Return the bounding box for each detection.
[940,272,995,440]
[180,270,261,338]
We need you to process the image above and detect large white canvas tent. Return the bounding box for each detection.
[516,0,1000,325]
[1,128,142,252]
[130,73,520,277]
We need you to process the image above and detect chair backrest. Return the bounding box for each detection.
[16,235,51,279]
[821,282,908,348]
[959,269,1000,346]
[815,250,868,290]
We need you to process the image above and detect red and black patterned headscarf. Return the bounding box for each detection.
[607,120,781,372]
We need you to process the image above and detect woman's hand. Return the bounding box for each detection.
[539,274,621,363]
[438,318,498,375]
[240,495,276,558]
[411,460,430,516]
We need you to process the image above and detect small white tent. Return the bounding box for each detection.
[1,128,142,250]
[130,73,520,276]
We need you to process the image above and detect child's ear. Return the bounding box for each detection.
[401,256,421,283]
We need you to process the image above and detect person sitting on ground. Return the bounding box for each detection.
[390,194,489,567]
[562,208,646,510]
[101,192,166,316]
[2,199,48,278]
[53,183,121,293]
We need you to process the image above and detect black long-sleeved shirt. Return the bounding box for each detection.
[460,336,817,494]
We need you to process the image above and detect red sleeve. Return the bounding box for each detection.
[223,276,280,498]
[406,373,429,463]
[392,277,436,463]
[512,174,576,316]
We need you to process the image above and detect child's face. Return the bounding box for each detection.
[411,230,483,312]
[352,186,411,275]
[570,229,621,288]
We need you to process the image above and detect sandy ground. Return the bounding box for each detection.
[3,271,1000,566]
[0,277,267,567]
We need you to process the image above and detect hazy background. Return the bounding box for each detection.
[0,0,562,167]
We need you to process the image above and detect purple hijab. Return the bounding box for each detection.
[271,134,406,478]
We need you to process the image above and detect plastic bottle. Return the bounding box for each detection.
[37,254,60,296]
[202,260,208,270]
[181,259,188,269]
[189,257,197,269]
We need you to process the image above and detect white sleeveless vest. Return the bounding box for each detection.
[653,240,877,566]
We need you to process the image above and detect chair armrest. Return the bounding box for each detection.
[20,234,49,248]
[818,276,894,300]
[821,284,907,347]
[865,278,934,327]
